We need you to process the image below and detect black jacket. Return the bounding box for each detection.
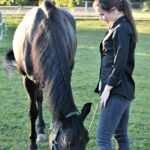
[95,16,136,100]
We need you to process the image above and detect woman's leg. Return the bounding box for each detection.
[114,108,130,150]
[96,94,130,150]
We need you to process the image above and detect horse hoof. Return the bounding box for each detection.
[36,134,47,142]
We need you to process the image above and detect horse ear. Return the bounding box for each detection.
[80,103,92,122]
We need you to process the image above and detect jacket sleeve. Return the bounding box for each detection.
[107,26,130,86]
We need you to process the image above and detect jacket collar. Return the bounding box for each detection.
[111,16,126,29]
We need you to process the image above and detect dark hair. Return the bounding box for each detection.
[93,0,138,42]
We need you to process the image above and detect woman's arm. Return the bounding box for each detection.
[100,85,113,108]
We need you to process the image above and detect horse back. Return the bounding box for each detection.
[13,2,76,81]
[13,7,46,76]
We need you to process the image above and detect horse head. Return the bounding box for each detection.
[49,103,92,150]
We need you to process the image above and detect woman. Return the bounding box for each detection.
[93,0,138,149]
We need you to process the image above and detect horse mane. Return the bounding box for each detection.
[31,0,77,120]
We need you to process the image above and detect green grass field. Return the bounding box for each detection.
[0,11,150,150]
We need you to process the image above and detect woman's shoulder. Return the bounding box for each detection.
[112,21,133,38]
[115,20,133,34]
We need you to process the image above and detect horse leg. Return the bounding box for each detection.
[36,89,46,142]
[23,76,38,150]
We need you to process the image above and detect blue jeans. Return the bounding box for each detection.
[96,94,131,150]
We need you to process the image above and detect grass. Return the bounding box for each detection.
[0,13,150,149]
[132,9,150,20]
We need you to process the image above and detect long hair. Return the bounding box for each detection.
[93,0,138,42]
[31,1,77,120]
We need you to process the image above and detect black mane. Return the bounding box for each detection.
[31,2,77,120]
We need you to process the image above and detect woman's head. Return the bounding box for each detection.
[94,0,123,12]
[93,0,138,42]
[94,5,123,25]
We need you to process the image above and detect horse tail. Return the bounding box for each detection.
[3,49,17,77]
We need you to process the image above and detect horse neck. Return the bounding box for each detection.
[30,5,77,121]
[47,79,77,121]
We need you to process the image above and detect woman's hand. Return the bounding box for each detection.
[100,85,113,108]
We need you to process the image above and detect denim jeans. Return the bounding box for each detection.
[96,94,131,150]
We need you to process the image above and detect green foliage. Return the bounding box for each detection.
[54,0,87,7]
[38,0,43,5]
[16,0,28,5]
[54,0,72,7]
[75,0,83,5]
[0,0,28,6]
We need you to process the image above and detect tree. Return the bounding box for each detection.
[54,0,83,7]
[38,0,43,5]
[75,0,83,5]
[54,0,71,7]
[0,0,29,5]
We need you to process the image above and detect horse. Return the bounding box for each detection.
[4,0,92,150]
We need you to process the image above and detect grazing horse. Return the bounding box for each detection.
[4,0,92,150]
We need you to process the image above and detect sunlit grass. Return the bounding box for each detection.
[133,9,150,20]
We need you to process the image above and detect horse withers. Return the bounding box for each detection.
[4,0,92,150]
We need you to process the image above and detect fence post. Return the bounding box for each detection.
[0,10,3,40]
[0,10,8,41]
[84,1,89,19]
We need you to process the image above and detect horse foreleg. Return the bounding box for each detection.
[23,76,38,150]
[36,89,46,142]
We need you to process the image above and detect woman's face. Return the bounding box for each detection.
[95,6,116,25]
[100,9,114,24]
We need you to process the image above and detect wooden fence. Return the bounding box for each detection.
[0,3,149,21]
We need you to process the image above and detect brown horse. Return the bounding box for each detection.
[4,0,92,150]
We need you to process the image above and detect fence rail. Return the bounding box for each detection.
[0,6,100,20]
[0,5,150,21]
